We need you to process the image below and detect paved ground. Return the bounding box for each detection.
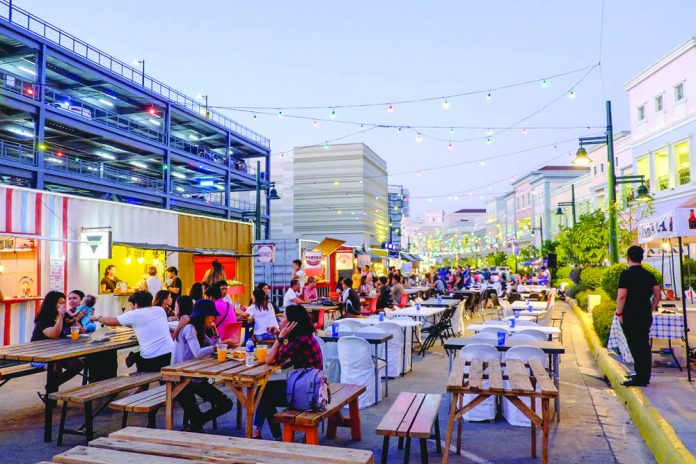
[0,302,654,463]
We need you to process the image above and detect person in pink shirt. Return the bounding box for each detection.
[302,276,318,302]
[204,285,239,342]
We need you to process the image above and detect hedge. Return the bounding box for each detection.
[600,263,664,300]
[592,300,617,346]
[556,266,573,280]
[580,266,607,289]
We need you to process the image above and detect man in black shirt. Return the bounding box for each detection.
[616,246,661,387]
[166,266,183,306]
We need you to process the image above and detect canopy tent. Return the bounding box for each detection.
[637,198,696,381]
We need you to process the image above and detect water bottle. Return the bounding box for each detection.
[245,339,255,367]
[416,302,421,311]
[379,312,384,322]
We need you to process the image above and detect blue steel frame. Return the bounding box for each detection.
[0,1,273,236]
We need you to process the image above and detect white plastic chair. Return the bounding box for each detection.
[338,336,382,408]
[471,332,498,340]
[458,344,501,421]
[394,315,421,344]
[316,336,340,383]
[377,321,406,377]
[479,326,509,336]
[338,319,365,333]
[502,346,546,426]
[500,300,513,318]
[513,329,547,341]
[538,309,553,327]
[508,333,540,342]
[451,300,465,334]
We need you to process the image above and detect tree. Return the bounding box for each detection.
[518,245,539,262]
[484,252,508,266]
[556,209,631,266]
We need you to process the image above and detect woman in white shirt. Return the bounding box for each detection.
[240,289,279,341]
[142,265,163,298]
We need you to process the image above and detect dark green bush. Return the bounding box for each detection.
[601,263,664,300]
[552,278,574,289]
[556,266,572,280]
[569,267,583,284]
[565,283,587,298]
[580,266,607,289]
[576,290,590,309]
[592,301,617,346]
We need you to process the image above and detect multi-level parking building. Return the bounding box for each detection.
[0,2,271,235]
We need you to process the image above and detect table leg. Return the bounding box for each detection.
[402,327,407,374]
[245,386,255,438]
[553,354,560,422]
[44,361,58,442]
[373,344,379,404]
[442,393,458,464]
[165,381,174,430]
[385,341,389,397]
[381,436,390,464]
[542,398,550,464]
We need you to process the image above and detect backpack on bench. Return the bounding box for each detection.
[286,368,330,412]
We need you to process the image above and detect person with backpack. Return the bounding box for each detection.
[251,304,324,440]
[341,277,362,317]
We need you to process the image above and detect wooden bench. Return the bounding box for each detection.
[376,391,442,464]
[109,384,166,429]
[0,361,43,388]
[274,383,366,445]
[443,357,558,464]
[51,426,374,463]
[48,371,161,445]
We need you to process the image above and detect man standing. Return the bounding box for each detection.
[291,259,306,288]
[165,266,182,306]
[616,246,661,387]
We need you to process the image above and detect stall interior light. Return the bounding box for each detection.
[98,152,116,160]
[188,134,200,141]
[137,257,145,264]
[175,186,185,192]
[199,180,215,187]
[124,256,131,265]
[171,172,186,179]
[215,185,225,191]
[98,99,114,107]
[17,65,37,76]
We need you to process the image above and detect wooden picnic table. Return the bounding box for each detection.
[444,337,564,421]
[0,327,137,442]
[160,356,279,438]
[443,357,558,464]
[51,426,374,463]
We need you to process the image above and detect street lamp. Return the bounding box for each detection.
[555,184,576,227]
[196,94,210,118]
[131,59,145,86]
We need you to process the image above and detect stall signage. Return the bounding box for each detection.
[79,230,112,260]
[357,254,371,268]
[49,257,64,292]
[336,252,353,270]
[303,251,323,269]
[256,244,275,263]
[638,211,674,244]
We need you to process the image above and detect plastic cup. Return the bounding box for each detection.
[70,326,80,340]
[255,346,267,363]
[331,323,339,337]
[514,310,520,318]
[216,344,227,362]
[509,318,516,328]
[497,331,506,346]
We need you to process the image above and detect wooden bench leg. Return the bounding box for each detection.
[456,395,462,456]
[404,437,411,464]
[57,402,69,446]
[419,438,428,464]
[282,425,295,443]
[236,399,242,429]
[542,398,550,464]
[147,410,157,429]
[531,396,537,459]
[442,393,458,464]
[305,427,319,445]
[326,413,339,439]
[121,411,129,429]
[348,398,361,441]
[433,414,442,454]
[381,436,390,464]
[84,402,94,444]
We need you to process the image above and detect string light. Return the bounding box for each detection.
[387,104,394,113]
[253,113,257,119]
[449,128,454,134]
[323,142,329,149]
[442,99,450,110]
[312,120,319,128]
[486,137,492,144]
[447,142,454,151]
[568,90,576,99]
[277,110,283,118]
[522,128,528,135]
[486,128,493,136]
[541,79,549,88]
[486,92,492,101]
[330,109,337,119]
[415,133,423,143]
[479,161,486,166]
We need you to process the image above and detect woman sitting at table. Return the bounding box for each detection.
[172,299,235,432]
[251,304,323,440]
[153,290,174,318]
[31,291,85,394]
[238,289,279,342]
[301,276,319,302]
[358,275,372,296]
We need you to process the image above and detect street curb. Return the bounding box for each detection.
[568,299,696,464]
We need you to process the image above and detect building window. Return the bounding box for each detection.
[636,155,650,188]
[655,94,664,112]
[676,140,690,185]
[600,163,604,173]
[593,166,597,175]
[638,105,646,121]
[654,148,670,190]
[675,83,685,102]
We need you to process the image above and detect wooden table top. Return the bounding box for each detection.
[161,356,278,383]
[54,426,374,464]
[447,357,558,398]
[0,327,137,363]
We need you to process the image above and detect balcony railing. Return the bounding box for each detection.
[679,168,691,186]
[0,139,36,165]
[169,135,226,164]
[43,153,164,191]
[0,69,39,100]
[170,188,261,213]
[0,0,270,150]
[657,175,669,191]
[45,87,164,143]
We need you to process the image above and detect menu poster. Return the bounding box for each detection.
[49,257,65,292]
[303,251,323,278]
[256,244,275,263]
[336,252,353,270]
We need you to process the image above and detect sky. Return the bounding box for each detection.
[14,0,696,216]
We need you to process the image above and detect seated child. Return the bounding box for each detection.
[76,295,97,332]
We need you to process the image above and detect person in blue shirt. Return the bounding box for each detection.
[75,294,97,332]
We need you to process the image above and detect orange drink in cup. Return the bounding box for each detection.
[216,343,227,362]
[255,346,267,363]
[70,326,80,340]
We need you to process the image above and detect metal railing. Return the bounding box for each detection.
[679,168,691,186]
[43,153,164,191]
[0,139,36,165]
[170,187,260,213]
[44,87,164,143]
[169,135,227,164]
[0,0,270,149]
[0,69,38,100]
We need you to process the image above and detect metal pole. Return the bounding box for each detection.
[571,184,576,227]
[141,60,146,86]
[678,237,692,382]
[606,100,619,264]
[255,161,261,241]
[539,216,544,251]
[9,0,12,22]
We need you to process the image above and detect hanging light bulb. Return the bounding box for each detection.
[447,142,454,151]
[442,99,450,110]
[330,109,337,119]
[486,137,492,145]
[252,113,257,119]
[312,120,319,128]
[541,79,549,88]
[568,90,576,99]
[323,142,329,149]
[277,110,283,118]
[522,128,528,135]
[449,128,454,134]
[125,256,131,265]
[486,92,492,101]
[415,133,423,143]
[387,104,394,113]
[486,128,493,136]
[479,161,486,166]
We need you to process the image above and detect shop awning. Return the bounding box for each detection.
[192,248,239,256]
[113,242,193,253]
[400,253,421,262]
[312,237,345,256]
